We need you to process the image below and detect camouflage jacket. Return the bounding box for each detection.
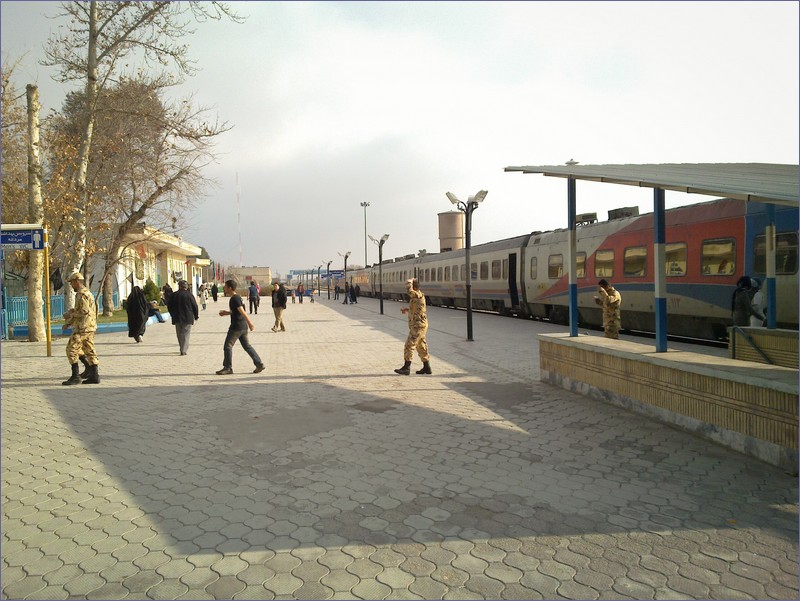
[64,287,97,333]
[406,282,427,327]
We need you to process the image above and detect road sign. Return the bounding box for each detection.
[0,228,45,250]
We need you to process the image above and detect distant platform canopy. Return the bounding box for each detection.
[504,163,799,207]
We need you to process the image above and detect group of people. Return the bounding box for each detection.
[732,276,766,327]
[339,281,359,304]
[68,266,771,385]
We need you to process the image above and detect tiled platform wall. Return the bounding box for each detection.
[539,334,799,472]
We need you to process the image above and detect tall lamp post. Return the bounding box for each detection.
[360,202,370,266]
[369,234,390,315]
[324,260,332,299]
[316,265,322,297]
[338,251,351,290]
[446,190,488,342]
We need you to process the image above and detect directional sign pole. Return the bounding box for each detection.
[44,228,52,357]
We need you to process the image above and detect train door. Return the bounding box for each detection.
[508,253,520,309]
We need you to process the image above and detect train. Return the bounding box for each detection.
[348,197,798,341]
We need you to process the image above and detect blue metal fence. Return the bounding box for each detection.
[4,292,117,326]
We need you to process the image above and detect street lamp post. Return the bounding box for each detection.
[360,202,370,266]
[369,234,390,315]
[338,251,351,293]
[446,190,488,342]
[316,265,322,297]
[324,260,332,299]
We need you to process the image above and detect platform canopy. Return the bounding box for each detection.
[503,163,799,207]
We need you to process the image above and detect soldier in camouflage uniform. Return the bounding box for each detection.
[62,272,100,385]
[594,278,622,339]
[394,278,432,375]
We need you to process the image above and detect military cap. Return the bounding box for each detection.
[67,271,84,281]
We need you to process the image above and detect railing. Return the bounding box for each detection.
[4,292,118,326]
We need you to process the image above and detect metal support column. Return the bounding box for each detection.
[567,177,578,337]
[654,189,667,352]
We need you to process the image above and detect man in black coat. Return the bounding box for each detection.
[126,286,149,343]
[167,280,199,355]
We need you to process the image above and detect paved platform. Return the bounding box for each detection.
[2,297,797,600]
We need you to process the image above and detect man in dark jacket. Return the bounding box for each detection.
[271,282,288,332]
[167,280,199,355]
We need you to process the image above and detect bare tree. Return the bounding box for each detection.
[42,0,242,308]
[26,85,46,341]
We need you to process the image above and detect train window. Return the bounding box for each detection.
[666,242,687,276]
[754,232,798,275]
[480,262,489,280]
[471,263,478,280]
[491,260,501,280]
[437,267,443,281]
[530,257,538,279]
[701,238,735,275]
[594,250,614,278]
[502,259,508,280]
[624,246,647,277]
[444,266,450,281]
[548,254,563,279]
[425,268,430,281]
[576,252,586,278]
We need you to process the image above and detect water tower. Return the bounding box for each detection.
[438,211,464,252]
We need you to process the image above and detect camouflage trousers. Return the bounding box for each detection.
[603,317,620,339]
[404,323,430,362]
[66,332,98,365]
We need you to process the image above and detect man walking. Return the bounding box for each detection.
[168,280,199,355]
[271,281,288,332]
[217,279,265,375]
[62,272,100,385]
[248,281,259,314]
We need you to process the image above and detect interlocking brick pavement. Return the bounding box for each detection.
[2,297,797,599]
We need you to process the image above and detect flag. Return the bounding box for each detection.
[127,273,135,286]
[50,267,63,292]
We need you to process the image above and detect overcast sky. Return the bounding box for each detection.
[2,1,798,279]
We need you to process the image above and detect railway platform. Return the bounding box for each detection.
[2,297,797,600]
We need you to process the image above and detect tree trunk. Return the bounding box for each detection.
[26,84,45,342]
[64,0,99,311]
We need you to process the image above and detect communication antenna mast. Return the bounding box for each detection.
[236,172,243,267]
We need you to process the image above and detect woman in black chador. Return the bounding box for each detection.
[127,286,149,343]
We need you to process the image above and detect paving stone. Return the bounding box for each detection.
[2,304,797,601]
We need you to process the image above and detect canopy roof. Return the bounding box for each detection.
[504,163,798,207]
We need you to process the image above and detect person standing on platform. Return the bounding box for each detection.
[334,283,340,300]
[217,279,265,375]
[749,278,766,327]
[732,276,764,327]
[62,272,100,385]
[271,282,288,332]
[594,278,621,339]
[350,280,358,304]
[342,281,349,304]
[395,278,432,375]
[297,282,305,304]
[211,282,219,303]
[126,285,149,343]
[168,280,199,355]
[248,281,259,314]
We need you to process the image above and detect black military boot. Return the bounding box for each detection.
[416,361,432,375]
[394,361,411,375]
[62,363,81,386]
[83,364,101,384]
[79,355,91,379]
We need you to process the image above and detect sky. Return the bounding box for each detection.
[2,1,798,279]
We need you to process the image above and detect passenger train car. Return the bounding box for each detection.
[349,198,798,341]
